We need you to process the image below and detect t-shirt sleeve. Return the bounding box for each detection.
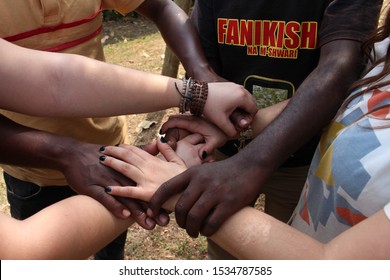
[385,202,390,221]
[102,0,145,15]
[319,0,383,46]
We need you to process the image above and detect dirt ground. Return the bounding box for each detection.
[101,14,209,259]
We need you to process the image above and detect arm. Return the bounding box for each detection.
[100,142,390,259]
[160,100,289,156]
[0,195,135,260]
[136,0,221,82]
[147,39,368,238]
[0,114,161,227]
[0,38,257,137]
[210,206,390,260]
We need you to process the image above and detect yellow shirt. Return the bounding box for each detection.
[0,0,144,186]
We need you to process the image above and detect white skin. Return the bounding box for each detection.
[160,100,289,157]
[0,38,258,138]
[0,37,257,258]
[101,140,390,260]
[0,136,203,260]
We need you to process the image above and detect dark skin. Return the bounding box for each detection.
[147,39,367,237]
[0,0,249,229]
[0,115,167,229]
[136,0,221,82]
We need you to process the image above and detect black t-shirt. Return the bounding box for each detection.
[191,0,382,166]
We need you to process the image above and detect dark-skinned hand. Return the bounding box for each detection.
[60,141,169,230]
[147,155,262,238]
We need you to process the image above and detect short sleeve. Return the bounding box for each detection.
[319,0,382,46]
[102,0,145,15]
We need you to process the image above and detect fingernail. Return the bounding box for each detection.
[158,215,169,225]
[122,209,131,217]
[146,217,155,228]
[240,119,248,126]
[160,136,166,143]
[104,186,111,193]
[202,151,208,160]
[99,146,105,152]
[99,155,106,161]
[146,208,153,217]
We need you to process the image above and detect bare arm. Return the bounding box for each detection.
[136,0,221,82]
[0,38,257,137]
[210,206,390,260]
[101,142,390,260]
[0,195,135,260]
[146,39,368,238]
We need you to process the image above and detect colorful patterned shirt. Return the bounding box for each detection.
[291,53,390,241]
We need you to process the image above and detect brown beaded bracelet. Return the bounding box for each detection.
[190,80,208,116]
[175,78,208,116]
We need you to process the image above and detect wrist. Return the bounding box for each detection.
[175,77,208,116]
[44,135,83,171]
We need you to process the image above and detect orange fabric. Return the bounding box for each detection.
[0,0,144,186]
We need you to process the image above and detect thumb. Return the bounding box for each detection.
[157,138,185,165]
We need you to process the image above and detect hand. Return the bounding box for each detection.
[204,82,257,137]
[147,156,262,238]
[172,133,215,167]
[161,114,229,158]
[60,141,168,229]
[100,140,186,211]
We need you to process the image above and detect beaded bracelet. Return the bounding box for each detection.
[175,78,208,116]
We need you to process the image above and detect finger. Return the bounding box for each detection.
[102,145,147,164]
[161,114,201,135]
[200,202,234,237]
[85,186,132,219]
[100,155,143,183]
[116,197,156,230]
[138,140,159,155]
[181,133,204,145]
[230,109,252,131]
[156,138,186,165]
[154,210,170,227]
[138,200,170,227]
[147,172,190,217]
[164,137,178,151]
[163,127,180,142]
[174,187,203,235]
[107,186,154,202]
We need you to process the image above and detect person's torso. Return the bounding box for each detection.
[192,0,382,163]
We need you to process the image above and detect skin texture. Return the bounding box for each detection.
[0,34,257,229]
[146,39,368,237]
[0,0,256,233]
[101,141,390,260]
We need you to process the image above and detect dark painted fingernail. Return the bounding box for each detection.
[202,151,208,160]
[160,136,166,143]
[99,155,106,161]
[99,146,105,152]
[104,186,111,193]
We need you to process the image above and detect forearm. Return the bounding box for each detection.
[239,40,365,173]
[136,0,219,81]
[251,100,289,137]
[0,195,134,259]
[0,38,180,117]
[0,115,79,169]
[210,207,390,260]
